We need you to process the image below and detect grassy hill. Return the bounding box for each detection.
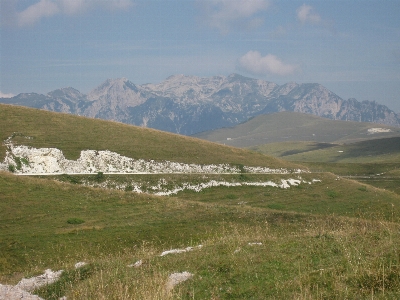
[249,137,400,196]
[193,110,400,196]
[0,104,295,169]
[251,137,400,163]
[249,137,400,197]
[194,111,400,147]
[1,104,400,299]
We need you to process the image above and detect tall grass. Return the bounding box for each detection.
[33,217,400,299]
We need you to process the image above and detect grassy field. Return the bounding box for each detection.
[1,171,400,299]
[2,104,400,299]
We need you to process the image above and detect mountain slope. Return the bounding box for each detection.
[1,74,399,134]
[0,104,296,170]
[194,111,400,148]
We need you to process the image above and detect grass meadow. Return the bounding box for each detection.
[1,104,400,299]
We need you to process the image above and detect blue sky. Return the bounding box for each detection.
[1,0,400,111]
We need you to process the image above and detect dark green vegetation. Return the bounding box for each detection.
[1,104,400,299]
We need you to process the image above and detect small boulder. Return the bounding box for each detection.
[165,272,193,292]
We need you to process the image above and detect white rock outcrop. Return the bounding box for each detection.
[1,143,305,176]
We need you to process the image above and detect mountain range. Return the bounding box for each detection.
[2,73,399,135]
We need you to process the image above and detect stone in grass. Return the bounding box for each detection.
[165,272,193,292]
[15,269,63,292]
[160,245,203,256]
[0,284,44,300]
[74,262,87,269]
[127,260,143,268]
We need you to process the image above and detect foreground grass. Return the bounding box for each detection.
[1,171,400,299]
[35,218,400,299]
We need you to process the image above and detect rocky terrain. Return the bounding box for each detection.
[0,134,320,195]
[1,137,301,176]
[2,74,399,134]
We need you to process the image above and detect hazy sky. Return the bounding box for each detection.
[1,0,400,111]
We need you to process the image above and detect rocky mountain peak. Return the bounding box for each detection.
[142,74,227,101]
[1,74,399,135]
[273,82,299,96]
[47,87,85,101]
[87,78,139,101]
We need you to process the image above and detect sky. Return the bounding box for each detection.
[1,0,400,112]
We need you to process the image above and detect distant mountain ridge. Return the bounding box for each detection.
[1,74,399,134]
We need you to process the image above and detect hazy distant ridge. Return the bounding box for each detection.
[1,74,399,134]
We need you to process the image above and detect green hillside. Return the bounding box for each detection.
[251,137,400,163]
[250,137,400,196]
[2,104,400,299]
[0,104,294,169]
[250,137,400,194]
[194,111,400,147]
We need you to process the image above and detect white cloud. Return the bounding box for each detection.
[17,0,60,27]
[238,51,298,76]
[199,0,271,34]
[15,0,134,27]
[0,91,15,98]
[297,4,321,24]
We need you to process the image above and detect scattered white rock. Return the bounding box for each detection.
[74,262,87,269]
[0,284,44,300]
[160,245,203,257]
[165,272,193,292]
[368,128,392,134]
[127,260,143,268]
[153,178,313,196]
[15,269,63,292]
[279,179,291,189]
